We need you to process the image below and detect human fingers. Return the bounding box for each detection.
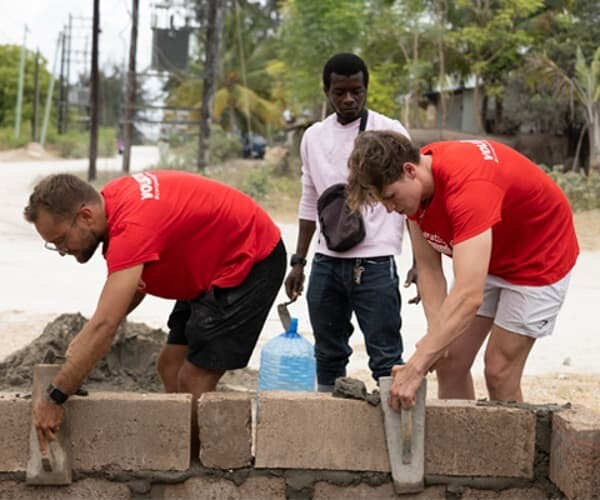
[36,428,48,455]
[408,294,421,305]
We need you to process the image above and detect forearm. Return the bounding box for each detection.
[416,265,447,325]
[410,286,482,374]
[295,219,316,257]
[53,316,119,394]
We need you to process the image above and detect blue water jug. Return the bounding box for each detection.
[258,318,316,391]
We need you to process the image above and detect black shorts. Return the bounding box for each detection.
[166,239,286,371]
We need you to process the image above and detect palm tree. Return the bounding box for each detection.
[527,47,600,174]
[212,1,282,137]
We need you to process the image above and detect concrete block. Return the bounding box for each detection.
[255,392,389,471]
[198,392,252,469]
[425,400,536,478]
[0,393,30,472]
[151,476,286,499]
[0,479,130,499]
[460,487,547,499]
[549,406,600,499]
[313,482,446,499]
[69,392,192,472]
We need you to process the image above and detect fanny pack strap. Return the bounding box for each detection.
[359,109,368,133]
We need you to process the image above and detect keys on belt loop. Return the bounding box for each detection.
[353,260,365,285]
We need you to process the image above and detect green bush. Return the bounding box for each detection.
[545,167,600,211]
[156,126,242,170]
[0,126,32,149]
[209,126,242,163]
[241,168,271,200]
[49,127,116,158]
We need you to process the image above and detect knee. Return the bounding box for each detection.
[434,352,471,379]
[483,355,511,392]
[156,349,180,388]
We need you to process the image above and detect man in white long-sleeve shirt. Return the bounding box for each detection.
[284,53,415,391]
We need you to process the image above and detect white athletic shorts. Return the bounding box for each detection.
[476,271,572,339]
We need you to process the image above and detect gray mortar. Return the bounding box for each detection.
[126,479,151,496]
[0,313,258,392]
[332,376,381,406]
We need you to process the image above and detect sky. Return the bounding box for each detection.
[0,0,191,81]
[1,0,197,139]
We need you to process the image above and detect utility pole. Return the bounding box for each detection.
[58,25,67,133]
[41,34,62,146]
[65,15,73,133]
[32,49,40,142]
[88,0,100,181]
[197,0,225,170]
[122,0,139,174]
[14,25,28,139]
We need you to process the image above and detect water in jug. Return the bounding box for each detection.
[258,318,315,391]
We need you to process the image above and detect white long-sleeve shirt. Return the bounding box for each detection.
[298,109,410,258]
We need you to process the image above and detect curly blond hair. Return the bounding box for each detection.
[347,130,420,210]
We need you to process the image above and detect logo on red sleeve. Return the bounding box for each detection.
[132,172,160,200]
[458,140,498,163]
[423,232,453,256]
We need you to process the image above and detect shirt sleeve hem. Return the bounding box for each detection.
[107,253,159,274]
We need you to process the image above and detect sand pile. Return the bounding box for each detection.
[0,313,258,393]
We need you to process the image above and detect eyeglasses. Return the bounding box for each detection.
[44,206,83,255]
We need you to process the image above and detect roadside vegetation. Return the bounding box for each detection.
[0,1,598,214]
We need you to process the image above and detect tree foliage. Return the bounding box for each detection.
[277,0,366,113]
[155,0,600,170]
[0,45,51,131]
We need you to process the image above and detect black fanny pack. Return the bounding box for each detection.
[316,110,368,252]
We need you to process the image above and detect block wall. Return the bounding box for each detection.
[0,392,597,499]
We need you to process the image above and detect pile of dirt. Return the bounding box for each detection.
[0,143,60,162]
[0,313,258,393]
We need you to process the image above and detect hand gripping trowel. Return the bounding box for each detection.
[379,376,427,495]
[26,364,72,485]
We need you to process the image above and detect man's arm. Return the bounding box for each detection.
[406,220,446,322]
[56,264,144,392]
[35,264,144,451]
[285,130,317,299]
[389,228,492,409]
[127,289,146,315]
[284,218,316,298]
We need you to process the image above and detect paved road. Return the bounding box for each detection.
[1,147,598,383]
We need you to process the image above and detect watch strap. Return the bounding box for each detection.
[290,254,307,267]
[46,384,69,405]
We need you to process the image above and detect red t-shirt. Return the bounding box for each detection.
[408,140,579,285]
[101,170,281,299]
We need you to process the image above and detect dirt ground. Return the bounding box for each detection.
[573,209,600,250]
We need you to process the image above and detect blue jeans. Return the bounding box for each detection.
[306,253,404,387]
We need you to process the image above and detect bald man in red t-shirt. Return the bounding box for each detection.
[24,171,285,453]
[347,132,579,410]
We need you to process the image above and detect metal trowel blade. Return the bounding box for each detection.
[277,297,296,331]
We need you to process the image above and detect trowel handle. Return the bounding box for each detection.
[41,447,53,472]
[401,407,413,464]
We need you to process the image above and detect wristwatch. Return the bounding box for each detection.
[290,254,307,267]
[46,384,69,405]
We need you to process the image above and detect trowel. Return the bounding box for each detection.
[276,296,297,331]
[26,364,72,485]
[379,376,427,495]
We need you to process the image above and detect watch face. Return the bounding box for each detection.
[47,385,68,404]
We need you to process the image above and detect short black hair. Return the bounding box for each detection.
[322,53,369,91]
